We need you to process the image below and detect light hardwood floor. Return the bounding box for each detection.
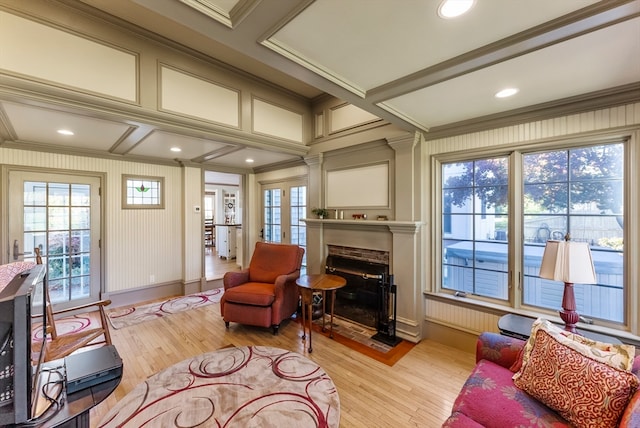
[205,246,241,279]
[89,296,476,427]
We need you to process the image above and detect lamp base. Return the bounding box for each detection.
[560,282,579,333]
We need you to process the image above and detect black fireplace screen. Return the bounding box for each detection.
[325,255,400,346]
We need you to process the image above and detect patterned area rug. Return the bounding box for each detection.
[107,288,224,329]
[97,345,340,428]
[32,312,102,342]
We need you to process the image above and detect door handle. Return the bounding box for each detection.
[13,239,32,261]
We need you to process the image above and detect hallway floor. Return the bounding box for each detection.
[205,247,240,280]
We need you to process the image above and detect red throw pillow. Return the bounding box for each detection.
[513,328,638,428]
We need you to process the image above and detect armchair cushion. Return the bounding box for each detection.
[249,242,303,283]
[223,282,276,307]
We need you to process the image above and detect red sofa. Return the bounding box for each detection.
[443,332,640,427]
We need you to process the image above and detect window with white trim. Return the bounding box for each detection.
[438,141,626,325]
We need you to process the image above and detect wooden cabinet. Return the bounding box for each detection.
[216,225,238,259]
[223,192,236,224]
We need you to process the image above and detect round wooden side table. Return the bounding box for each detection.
[296,274,347,353]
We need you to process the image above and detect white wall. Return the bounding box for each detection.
[0,147,185,294]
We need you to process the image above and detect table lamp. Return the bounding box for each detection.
[538,234,597,333]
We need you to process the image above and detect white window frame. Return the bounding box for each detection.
[431,131,639,335]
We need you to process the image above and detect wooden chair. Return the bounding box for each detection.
[204,220,215,252]
[33,248,113,362]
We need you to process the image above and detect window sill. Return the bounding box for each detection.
[423,290,640,347]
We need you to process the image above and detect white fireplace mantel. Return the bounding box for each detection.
[302,218,423,234]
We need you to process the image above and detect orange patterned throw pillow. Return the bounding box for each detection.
[513,320,638,428]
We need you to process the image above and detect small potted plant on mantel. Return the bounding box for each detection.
[311,208,329,219]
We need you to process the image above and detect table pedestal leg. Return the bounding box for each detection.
[329,290,336,338]
[301,295,306,340]
[307,300,313,353]
[321,291,326,332]
[300,289,312,353]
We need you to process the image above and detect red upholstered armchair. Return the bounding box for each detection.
[221,242,304,334]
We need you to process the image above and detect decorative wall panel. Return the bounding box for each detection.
[326,162,389,208]
[0,11,137,102]
[253,98,303,143]
[160,66,239,127]
[330,103,380,134]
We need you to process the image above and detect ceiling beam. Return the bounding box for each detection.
[367,0,640,104]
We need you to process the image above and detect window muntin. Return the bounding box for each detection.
[263,188,281,243]
[24,181,92,302]
[442,157,509,300]
[522,143,624,323]
[290,185,307,274]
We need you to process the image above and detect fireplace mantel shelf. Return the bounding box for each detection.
[302,218,423,233]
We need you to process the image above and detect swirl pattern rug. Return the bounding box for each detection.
[32,313,100,342]
[97,345,340,428]
[107,288,224,329]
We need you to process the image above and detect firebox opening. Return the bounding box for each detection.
[325,254,388,330]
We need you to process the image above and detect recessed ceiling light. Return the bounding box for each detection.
[170,147,182,152]
[57,129,74,136]
[245,158,254,163]
[495,88,519,98]
[438,0,475,19]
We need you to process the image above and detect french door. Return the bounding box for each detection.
[7,170,102,309]
[262,180,307,270]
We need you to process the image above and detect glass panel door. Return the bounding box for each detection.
[8,171,101,308]
[261,181,307,272]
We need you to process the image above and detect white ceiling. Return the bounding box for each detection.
[1,0,639,170]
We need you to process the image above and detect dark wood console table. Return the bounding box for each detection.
[15,356,121,428]
[41,376,120,428]
[498,313,622,344]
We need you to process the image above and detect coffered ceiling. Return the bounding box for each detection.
[1,0,639,171]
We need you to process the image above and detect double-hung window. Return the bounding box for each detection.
[439,141,626,326]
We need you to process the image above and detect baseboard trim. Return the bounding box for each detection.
[106,282,182,308]
[424,320,478,354]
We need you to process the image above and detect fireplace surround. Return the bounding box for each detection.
[302,217,423,343]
